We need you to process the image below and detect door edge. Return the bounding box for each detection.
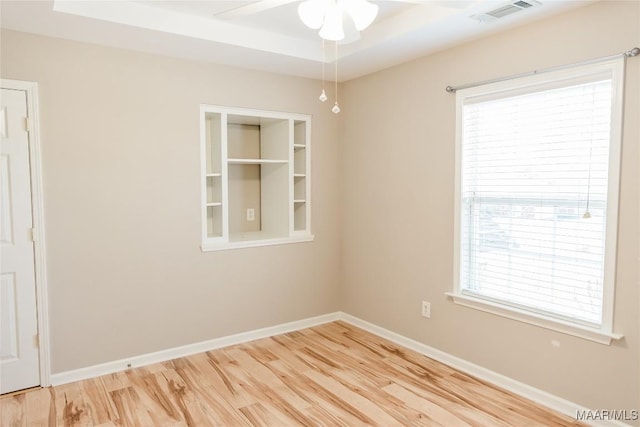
[1,78,51,387]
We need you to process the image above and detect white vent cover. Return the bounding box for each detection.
[471,0,541,22]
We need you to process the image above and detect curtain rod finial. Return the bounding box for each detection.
[625,47,640,57]
[446,86,456,93]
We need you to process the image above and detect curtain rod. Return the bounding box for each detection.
[445,47,639,93]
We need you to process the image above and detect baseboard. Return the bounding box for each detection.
[50,312,341,386]
[50,310,628,426]
[338,313,631,427]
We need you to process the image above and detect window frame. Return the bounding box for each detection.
[449,58,625,345]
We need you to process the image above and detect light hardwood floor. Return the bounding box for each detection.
[1,321,584,426]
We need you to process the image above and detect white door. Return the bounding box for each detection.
[0,88,40,394]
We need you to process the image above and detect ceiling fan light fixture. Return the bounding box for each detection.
[340,0,378,31]
[318,2,345,41]
[298,0,380,114]
[298,0,327,30]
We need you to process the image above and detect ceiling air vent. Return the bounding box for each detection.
[471,0,541,23]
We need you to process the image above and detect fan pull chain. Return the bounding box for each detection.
[332,41,340,114]
[319,39,327,102]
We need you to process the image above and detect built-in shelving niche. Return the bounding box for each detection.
[201,106,312,251]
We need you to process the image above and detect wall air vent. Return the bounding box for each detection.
[471,0,541,23]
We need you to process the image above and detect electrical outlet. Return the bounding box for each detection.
[247,208,255,221]
[421,301,431,318]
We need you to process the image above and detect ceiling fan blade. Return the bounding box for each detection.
[214,0,298,19]
[339,13,361,45]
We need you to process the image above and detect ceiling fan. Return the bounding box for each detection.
[214,0,473,43]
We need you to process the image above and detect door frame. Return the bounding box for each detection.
[1,78,50,388]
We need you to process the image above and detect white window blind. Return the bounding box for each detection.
[453,59,624,342]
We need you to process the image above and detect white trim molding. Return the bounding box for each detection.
[1,78,51,388]
[445,292,623,345]
[338,314,630,427]
[50,312,628,426]
[50,312,341,386]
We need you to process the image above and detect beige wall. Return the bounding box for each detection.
[0,30,342,373]
[340,0,640,413]
[2,0,639,415]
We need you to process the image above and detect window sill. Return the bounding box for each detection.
[202,233,314,252]
[445,292,623,345]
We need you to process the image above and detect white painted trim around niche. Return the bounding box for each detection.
[50,312,341,386]
[50,312,627,426]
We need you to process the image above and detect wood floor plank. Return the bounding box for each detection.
[54,382,93,427]
[224,363,316,426]
[238,401,297,427]
[302,402,352,427]
[123,368,181,425]
[312,363,429,426]
[0,321,585,426]
[110,386,155,427]
[0,393,26,427]
[383,382,474,427]
[228,345,313,412]
[204,350,261,410]
[100,371,130,393]
[303,369,403,426]
[169,359,252,426]
[24,387,53,427]
[81,377,118,425]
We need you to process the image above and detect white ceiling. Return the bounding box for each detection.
[0,0,592,81]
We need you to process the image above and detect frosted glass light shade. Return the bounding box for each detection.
[318,2,344,41]
[340,0,378,31]
[299,0,378,42]
[298,0,328,30]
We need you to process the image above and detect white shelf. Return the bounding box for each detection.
[227,158,288,164]
[229,230,282,243]
[201,105,311,251]
[202,233,314,251]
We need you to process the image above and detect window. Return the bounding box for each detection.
[450,59,625,344]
